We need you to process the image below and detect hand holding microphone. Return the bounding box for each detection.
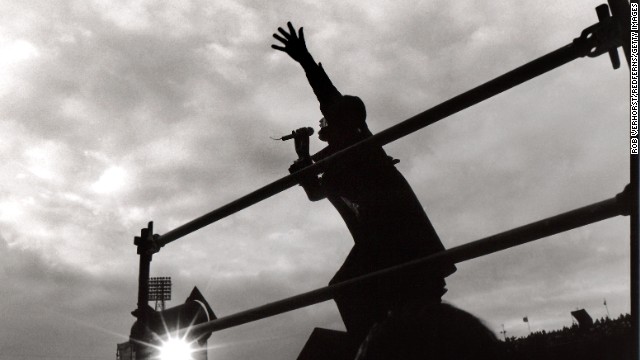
[273,127,314,141]
[272,127,315,159]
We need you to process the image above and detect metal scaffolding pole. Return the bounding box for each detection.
[604,1,636,357]
[127,4,633,358]
[182,186,630,338]
[155,13,624,249]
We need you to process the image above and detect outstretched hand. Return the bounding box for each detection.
[272,22,311,63]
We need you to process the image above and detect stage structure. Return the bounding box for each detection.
[121,1,636,359]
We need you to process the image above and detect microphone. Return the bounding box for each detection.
[276,127,314,141]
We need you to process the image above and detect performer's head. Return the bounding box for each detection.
[318,95,368,144]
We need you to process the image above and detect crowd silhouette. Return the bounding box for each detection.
[501,313,632,360]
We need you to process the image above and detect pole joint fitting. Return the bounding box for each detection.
[572,4,623,67]
[134,221,162,256]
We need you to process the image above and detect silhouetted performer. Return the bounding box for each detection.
[272,22,456,345]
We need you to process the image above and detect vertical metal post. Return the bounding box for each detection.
[132,221,156,356]
[136,222,154,316]
[605,1,637,358]
[137,254,151,315]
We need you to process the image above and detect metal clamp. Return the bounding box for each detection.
[573,4,623,67]
[134,221,162,256]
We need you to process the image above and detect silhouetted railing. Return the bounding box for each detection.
[155,4,626,248]
[130,1,636,358]
[184,188,630,337]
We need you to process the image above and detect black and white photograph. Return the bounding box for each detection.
[0,1,635,359]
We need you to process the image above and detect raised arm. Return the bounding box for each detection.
[272,22,342,111]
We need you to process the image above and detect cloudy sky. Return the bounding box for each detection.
[0,0,631,359]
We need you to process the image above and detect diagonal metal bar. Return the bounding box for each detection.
[156,22,620,248]
[183,185,630,337]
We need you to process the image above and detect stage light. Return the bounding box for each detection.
[158,337,195,360]
[129,287,216,359]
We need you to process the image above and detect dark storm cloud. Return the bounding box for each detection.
[0,237,137,358]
